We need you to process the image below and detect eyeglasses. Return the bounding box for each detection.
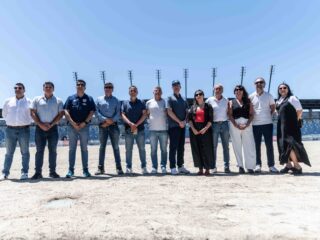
[14,86,23,90]
[255,81,264,85]
[279,87,287,90]
[195,93,203,97]
[104,86,113,89]
[77,83,85,87]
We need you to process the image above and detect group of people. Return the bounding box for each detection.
[0,77,311,181]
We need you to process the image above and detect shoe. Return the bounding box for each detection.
[31,172,43,180]
[151,168,157,174]
[171,168,178,175]
[197,169,204,175]
[126,168,133,174]
[83,170,91,178]
[210,168,217,174]
[95,165,105,175]
[224,167,231,173]
[20,173,28,180]
[178,166,190,174]
[66,170,74,178]
[254,165,261,173]
[239,167,245,174]
[117,169,124,175]
[247,169,254,174]
[161,167,167,174]
[269,166,279,173]
[291,167,303,175]
[204,169,210,176]
[49,172,60,178]
[280,166,292,174]
[141,167,149,175]
[0,174,8,181]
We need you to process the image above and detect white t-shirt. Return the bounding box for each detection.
[146,98,167,131]
[2,96,33,126]
[250,91,275,126]
[277,96,302,111]
[205,96,228,122]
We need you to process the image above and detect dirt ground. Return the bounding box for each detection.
[0,141,319,240]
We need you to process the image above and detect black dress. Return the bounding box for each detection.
[276,97,311,166]
[188,103,214,169]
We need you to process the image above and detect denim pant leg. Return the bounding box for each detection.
[35,127,47,174]
[168,127,179,169]
[2,127,18,176]
[262,124,275,167]
[68,126,78,171]
[18,127,30,174]
[98,127,109,167]
[79,126,89,171]
[212,124,219,168]
[177,127,185,168]
[125,130,134,169]
[220,122,230,168]
[158,131,168,169]
[253,125,263,166]
[136,130,146,168]
[109,125,122,170]
[47,126,59,173]
[149,131,159,169]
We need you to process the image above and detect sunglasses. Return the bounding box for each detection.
[130,90,137,92]
[235,88,243,91]
[255,81,264,85]
[14,86,23,90]
[104,86,113,89]
[195,93,203,97]
[279,87,287,90]
[77,83,85,87]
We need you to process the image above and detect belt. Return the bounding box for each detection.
[213,121,228,124]
[7,125,30,129]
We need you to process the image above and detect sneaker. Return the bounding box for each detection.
[49,172,60,178]
[95,166,105,175]
[117,169,124,175]
[141,167,149,175]
[151,168,157,174]
[247,169,255,174]
[254,165,261,173]
[239,167,245,174]
[126,168,133,174]
[178,166,190,174]
[31,172,43,180]
[161,167,167,174]
[171,168,178,175]
[224,167,231,173]
[269,166,279,173]
[0,174,8,181]
[66,170,74,178]
[20,173,28,180]
[210,168,217,174]
[83,170,91,178]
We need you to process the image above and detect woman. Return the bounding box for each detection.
[188,90,214,176]
[228,85,256,174]
[276,83,311,174]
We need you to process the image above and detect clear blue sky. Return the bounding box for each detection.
[1,0,319,104]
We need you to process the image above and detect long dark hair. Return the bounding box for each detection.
[233,85,250,105]
[193,89,204,106]
[277,83,293,100]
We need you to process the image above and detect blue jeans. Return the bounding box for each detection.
[2,126,30,176]
[149,130,168,169]
[212,121,230,168]
[35,125,59,174]
[68,125,89,172]
[98,125,122,170]
[125,129,146,169]
[253,124,275,167]
[168,127,185,169]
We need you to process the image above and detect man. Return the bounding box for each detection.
[1,83,32,181]
[249,77,278,173]
[146,86,168,174]
[64,79,96,178]
[167,80,190,175]
[30,82,64,179]
[121,85,148,175]
[205,84,231,173]
[95,82,123,175]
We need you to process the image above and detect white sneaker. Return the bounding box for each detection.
[141,167,149,175]
[254,165,261,173]
[161,167,167,174]
[20,173,28,180]
[151,168,157,174]
[126,168,133,174]
[0,174,8,181]
[178,166,190,174]
[269,166,279,173]
[171,168,178,175]
[210,168,217,174]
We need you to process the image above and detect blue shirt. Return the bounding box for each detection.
[95,95,121,124]
[166,94,188,128]
[64,93,96,123]
[32,95,64,123]
[121,99,146,130]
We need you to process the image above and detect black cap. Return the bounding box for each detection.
[172,80,181,86]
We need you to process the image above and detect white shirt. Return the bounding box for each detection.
[205,96,229,122]
[277,96,302,111]
[2,96,33,126]
[146,98,167,131]
[250,91,275,125]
